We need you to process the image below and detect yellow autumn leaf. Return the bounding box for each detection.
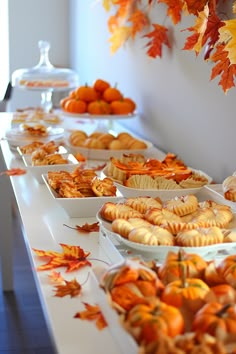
[219,19,236,64]
[192,4,209,54]
[102,0,114,11]
[109,26,131,53]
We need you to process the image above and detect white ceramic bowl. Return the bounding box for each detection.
[102,166,212,200]
[22,153,79,184]
[42,174,123,218]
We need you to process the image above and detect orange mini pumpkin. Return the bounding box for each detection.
[192,302,236,337]
[93,79,110,93]
[161,274,210,313]
[158,249,208,285]
[103,86,123,102]
[216,255,236,288]
[126,298,184,345]
[64,98,87,114]
[110,99,134,115]
[87,100,111,115]
[75,84,98,102]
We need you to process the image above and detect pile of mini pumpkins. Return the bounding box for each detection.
[60,79,136,115]
[101,250,236,352]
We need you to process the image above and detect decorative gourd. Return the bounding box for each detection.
[216,255,236,288]
[87,100,111,115]
[192,302,236,337]
[205,284,236,305]
[204,260,226,286]
[93,79,110,93]
[125,298,184,345]
[110,99,134,114]
[64,98,87,113]
[158,249,208,285]
[75,84,98,102]
[103,86,123,102]
[161,265,210,313]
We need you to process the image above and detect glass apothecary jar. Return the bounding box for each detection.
[12,40,79,111]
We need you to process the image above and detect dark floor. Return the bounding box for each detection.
[0,206,56,354]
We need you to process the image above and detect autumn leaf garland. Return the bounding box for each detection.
[102,0,236,93]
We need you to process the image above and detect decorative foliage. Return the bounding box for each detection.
[0,168,26,176]
[33,243,92,272]
[102,0,236,92]
[74,303,108,330]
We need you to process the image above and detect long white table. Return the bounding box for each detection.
[0,113,169,354]
[0,113,233,354]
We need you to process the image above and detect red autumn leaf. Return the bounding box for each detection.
[128,9,150,39]
[76,222,100,233]
[74,303,108,330]
[144,23,171,58]
[33,243,92,272]
[54,278,83,298]
[183,6,223,58]
[185,0,207,16]
[0,168,26,176]
[158,0,184,25]
[210,44,236,93]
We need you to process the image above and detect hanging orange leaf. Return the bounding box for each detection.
[0,168,26,176]
[48,270,65,284]
[144,24,171,58]
[210,44,236,93]
[219,19,236,65]
[109,26,132,53]
[182,4,209,55]
[183,5,223,58]
[115,0,134,19]
[74,303,108,330]
[33,243,92,272]
[158,0,184,25]
[54,278,83,298]
[185,0,207,16]
[129,9,150,39]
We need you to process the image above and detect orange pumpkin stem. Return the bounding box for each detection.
[215,303,232,317]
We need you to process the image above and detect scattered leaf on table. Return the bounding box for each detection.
[74,302,108,330]
[48,270,65,284]
[0,168,26,176]
[54,278,83,298]
[33,243,92,272]
[76,222,100,233]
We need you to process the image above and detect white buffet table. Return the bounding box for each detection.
[0,113,233,354]
[0,113,168,354]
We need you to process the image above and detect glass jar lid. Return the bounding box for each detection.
[12,40,79,91]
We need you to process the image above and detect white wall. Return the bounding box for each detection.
[8,0,70,110]
[70,1,236,183]
[7,0,236,183]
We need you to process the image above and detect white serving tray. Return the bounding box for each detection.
[89,267,138,354]
[205,184,236,212]
[22,153,79,184]
[97,211,236,263]
[102,165,212,199]
[65,139,153,161]
[42,174,123,218]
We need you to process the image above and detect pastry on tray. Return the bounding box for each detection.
[222,172,236,202]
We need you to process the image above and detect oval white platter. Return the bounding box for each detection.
[97,211,236,262]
